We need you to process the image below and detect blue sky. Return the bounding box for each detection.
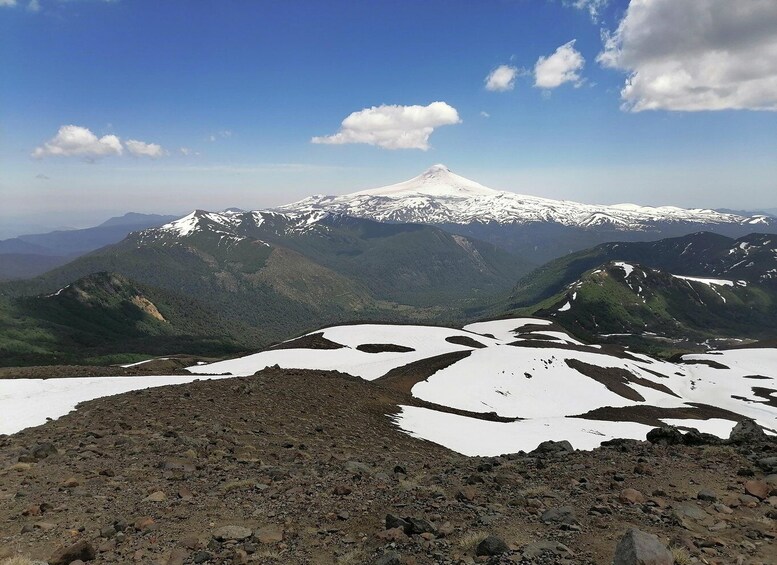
[1,0,776,230]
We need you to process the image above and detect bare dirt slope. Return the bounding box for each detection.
[0,368,775,564]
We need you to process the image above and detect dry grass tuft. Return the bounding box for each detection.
[253,549,283,561]
[1,557,36,565]
[220,479,257,492]
[336,549,367,564]
[6,463,33,473]
[670,546,692,565]
[457,530,488,552]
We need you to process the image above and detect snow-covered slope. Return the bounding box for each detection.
[189,318,777,456]
[0,375,232,435]
[279,165,771,230]
[136,209,333,246]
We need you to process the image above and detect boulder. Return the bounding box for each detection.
[212,525,252,541]
[529,440,574,456]
[619,488,646,504]
[49,540,96,565]
[541,506,578,525]
[613,528,673,565]
[646,426,683,445]
[744,480,769,500]
[476,535,509,556]
[729,419,767,444]
[373,552,401,565]
[682,428,721,446]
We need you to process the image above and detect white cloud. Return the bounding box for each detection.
[3,0,116,9]
[598,0,777,112]
[534,40,585,89]
[480,111,491,119]
[32,125,169,161]
[209,130,232,142]
[485,65,520,92]
[563,0,609,21]
[126,139,167,159]
[312,102,461,150]
[32,125,122,159]
[179,147,192,156]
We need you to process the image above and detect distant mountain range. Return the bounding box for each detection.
[0,212,179,281]
[280,165,776,263]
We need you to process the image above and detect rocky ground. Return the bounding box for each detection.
[0,367,775,564]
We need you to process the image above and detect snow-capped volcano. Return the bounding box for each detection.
[353,163,498,198]
[280,165,772,230]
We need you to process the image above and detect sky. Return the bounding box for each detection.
[1,0,776,232]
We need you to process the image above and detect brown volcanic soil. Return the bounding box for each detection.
[0,357,214,380]
[0,368,775,564]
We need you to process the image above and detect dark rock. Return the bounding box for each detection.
[529,440,574,456]
[49,540,96,564]
[344,460,371,475]
[384,514,435,536]
[757,456,777,473]
[672,502,709,521]
[541,506,578,525]
[32,443,57,460]
[613,528,673,565]
[697,490,717,502]
[522,540,573,559]
[682,428,721,446]
[405,517,436,535]
[373,552,401,565]
[192,551,213,564]
[332,485,352,496]
[729,419,767,444]
[646,426,683,445]
[476,535,509,556]
[385,514,410,531]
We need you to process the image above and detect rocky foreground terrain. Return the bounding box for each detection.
[0,368,775,564]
